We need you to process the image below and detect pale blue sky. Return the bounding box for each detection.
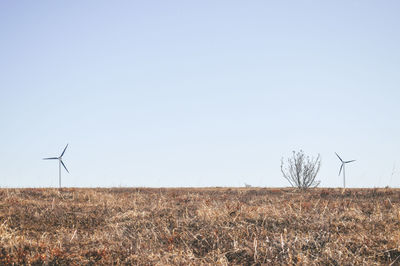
[1,1,399,188]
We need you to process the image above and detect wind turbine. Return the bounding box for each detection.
[43,144,69,188]
[335,152,355,188]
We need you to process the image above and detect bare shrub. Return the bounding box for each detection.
[281,150,321,189]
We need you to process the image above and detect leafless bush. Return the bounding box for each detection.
[281,150,321,189]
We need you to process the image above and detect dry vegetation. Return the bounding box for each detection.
[0,187,400,265]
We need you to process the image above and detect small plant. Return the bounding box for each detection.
[281,150,321,190]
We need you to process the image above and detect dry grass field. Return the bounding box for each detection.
[0,187,399,265]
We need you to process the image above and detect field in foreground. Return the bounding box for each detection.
[0,187,399,265]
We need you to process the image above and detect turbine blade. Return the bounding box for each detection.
[339,164,343,176]
[43,157,58,160]
[345,160,356,163]
[61,160,69,173]
[335,152,343,162]
[61,144,68,157]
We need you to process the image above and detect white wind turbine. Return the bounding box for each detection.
[43,144,69,188]
[335,152,355,188]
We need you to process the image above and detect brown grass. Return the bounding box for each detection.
[0,187,399,265]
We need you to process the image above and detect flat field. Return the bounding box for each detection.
[0,187,399,265]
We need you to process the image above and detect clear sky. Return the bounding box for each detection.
[1,1,399,188]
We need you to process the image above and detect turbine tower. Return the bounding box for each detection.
[335,152,355,188]
[43,144,69,188]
